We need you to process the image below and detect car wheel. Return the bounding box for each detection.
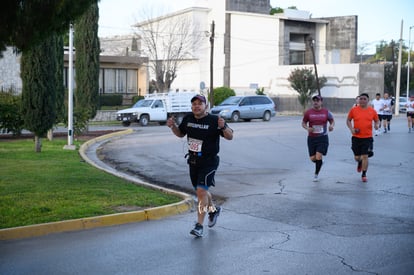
[122,121,131,127]
[231,112,240,122]
[263,111,271,121]
[140,114,149,126]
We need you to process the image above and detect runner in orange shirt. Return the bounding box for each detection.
[346,93,380,182]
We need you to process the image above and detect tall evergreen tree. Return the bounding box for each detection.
[54,35,65,124]
[74,1,100,133]
[21,34,59,152]
[46,34,65,141]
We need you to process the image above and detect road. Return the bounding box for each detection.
[1,114,414,275]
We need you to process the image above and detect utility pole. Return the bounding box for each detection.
[395,20,403,115]
[309,39,321,96]
[209,21,215,108]
[64,23,75,150]
[407,25,414,101]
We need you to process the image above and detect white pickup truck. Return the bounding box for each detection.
[116,91,198,126]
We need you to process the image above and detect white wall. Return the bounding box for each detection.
[269,63,361,99]
[229,12,279,94]
[144,2,366,100]
[0,47,22,92]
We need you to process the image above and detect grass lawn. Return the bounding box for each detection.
[0,138,181,229]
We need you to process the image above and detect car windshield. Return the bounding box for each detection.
[219,96,242,105]
[133,99,153,108]
[399,97,407,103]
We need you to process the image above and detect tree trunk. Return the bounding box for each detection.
[34,135,42,152]
[47,129,53,141]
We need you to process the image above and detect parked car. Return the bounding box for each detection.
[210,95,276,122]
[116,91,196,126]
[399,97,407,113]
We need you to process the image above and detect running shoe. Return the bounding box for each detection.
[357,161,362,173]
[361,176,367,183]
[208,206,221,228]
[313,174,319,182]
[190,223,203,237]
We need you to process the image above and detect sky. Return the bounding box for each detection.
[98,0,414,54]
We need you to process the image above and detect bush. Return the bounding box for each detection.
[256,87,265,95]
[0,90,24,135]
[99,94,123,106]
[213,87,235,106]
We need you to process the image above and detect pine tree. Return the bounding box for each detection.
[74,1,100,133]
[54,35,65,125]
[21,34,58,152]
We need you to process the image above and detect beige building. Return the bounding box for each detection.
[0,35,149,103]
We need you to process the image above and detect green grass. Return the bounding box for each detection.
[88,120,120,126]
[0,139,181,229]
[99,106,124,111]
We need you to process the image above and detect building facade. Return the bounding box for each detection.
[132,0,382,102]
[0,0,384,114]
[0,35,149,102]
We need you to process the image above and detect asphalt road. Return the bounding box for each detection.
[1,114,414,275]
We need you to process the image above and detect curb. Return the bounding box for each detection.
[0,129,194,241]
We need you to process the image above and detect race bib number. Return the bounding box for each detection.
[312,125,323,134]
[188,138,203,152]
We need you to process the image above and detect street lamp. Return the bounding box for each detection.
[407,26,414,101]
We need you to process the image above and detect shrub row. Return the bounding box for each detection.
[0,90,24,135]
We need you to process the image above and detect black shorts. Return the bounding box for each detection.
[382,114,392,121]
[189,155,219,190]
[407,112,414,118]
[351,137,373,156]
[307,135,329,156]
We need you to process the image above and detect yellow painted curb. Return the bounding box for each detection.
[0,129,194,241]
[0,198,194,240]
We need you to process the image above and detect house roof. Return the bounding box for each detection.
[63,54,148,68]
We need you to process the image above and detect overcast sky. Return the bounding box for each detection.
[98,0,414,54]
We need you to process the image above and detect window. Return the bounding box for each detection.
[290,51,305,65]
[104,69,116,93]
[251,96,271,105]
[127,69,137,93]
[153,100,164,108]
[240,97,252,106]
[97,68,138,94]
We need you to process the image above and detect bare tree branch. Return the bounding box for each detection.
[134,12,203,92]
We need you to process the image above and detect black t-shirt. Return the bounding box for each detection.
[179,113,224,158]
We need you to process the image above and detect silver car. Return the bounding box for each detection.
[210,95,276,122]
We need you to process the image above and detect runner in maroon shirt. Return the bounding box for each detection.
[302,95,335,182]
